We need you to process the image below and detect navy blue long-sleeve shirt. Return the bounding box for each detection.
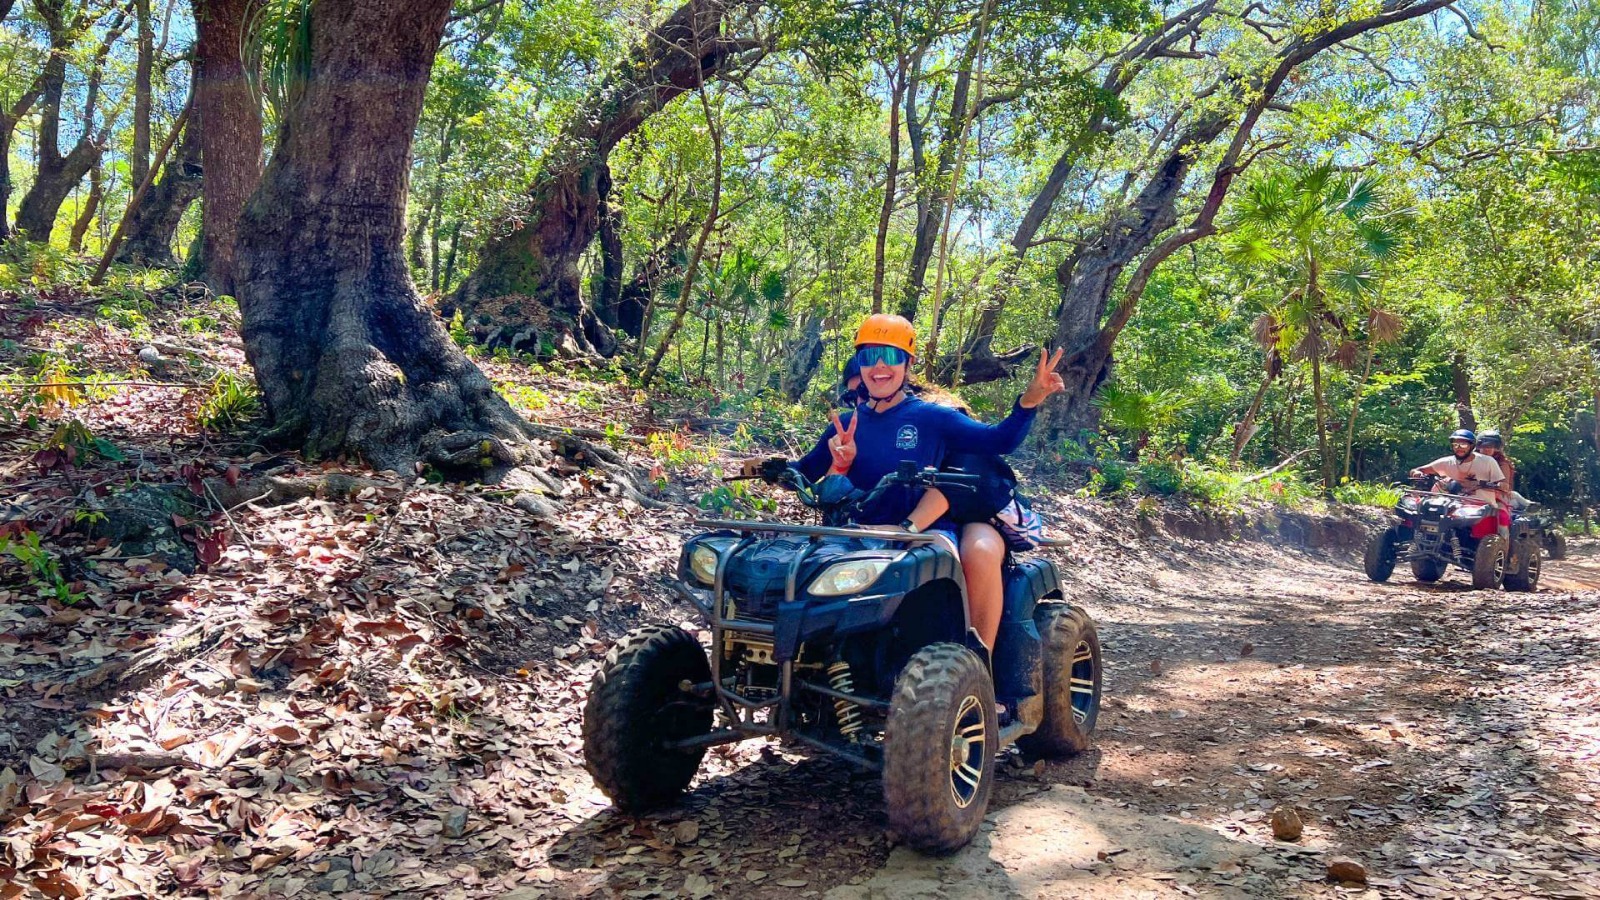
[796,395,1037,525]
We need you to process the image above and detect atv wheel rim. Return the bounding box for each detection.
[948,694,986,809]
[1070,640,1097,725]
[1494,545,1506,583]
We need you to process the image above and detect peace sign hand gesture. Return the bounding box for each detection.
[827,410,859,474]
[1019,346,1066,408]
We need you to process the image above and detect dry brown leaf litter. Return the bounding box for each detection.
[2,294,1600,899]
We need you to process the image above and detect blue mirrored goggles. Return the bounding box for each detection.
[855,345,909,368]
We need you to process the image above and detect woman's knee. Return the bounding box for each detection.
[961,523,1005,559]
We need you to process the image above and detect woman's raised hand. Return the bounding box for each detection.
[827,410,859,474]
[1019,346,1066,408]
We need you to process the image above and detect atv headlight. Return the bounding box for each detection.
[689,545,722,585]
[810,559,891,597]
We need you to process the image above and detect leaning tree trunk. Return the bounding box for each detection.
[116,93,203,267]
[448,0,759,357]
[191,0,263,295]
[233,0,527,473]
[1033,0,1456,444]
[1033,117,1224,442]
[14,52,103,241]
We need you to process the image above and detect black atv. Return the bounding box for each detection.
[1364,475,1542,591]
[582,458,1102,854]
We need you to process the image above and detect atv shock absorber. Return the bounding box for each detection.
[827,661,864,741]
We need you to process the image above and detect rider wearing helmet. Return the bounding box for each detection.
[1476,429,1528,511]
[1411,429,1506,504]
[751,313,1064,651]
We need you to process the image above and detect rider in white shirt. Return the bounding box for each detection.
[1411,429,1509,536]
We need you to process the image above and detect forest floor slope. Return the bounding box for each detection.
[2,292,1599,899]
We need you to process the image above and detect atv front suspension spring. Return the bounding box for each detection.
[827,661,864,741]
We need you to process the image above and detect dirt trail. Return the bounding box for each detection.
[830,522,1600,900]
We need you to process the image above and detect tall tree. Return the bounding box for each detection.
[1034,0,1458,444]
[115,82,201,266]
[14,0,127,242]
[448,0,764,356]
[233,0,529,471]
[190,0,262,294]
[130,0,153,188]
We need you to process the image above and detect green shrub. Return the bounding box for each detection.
[1331,480,1402,508]
[1137,460,1184,495]
[196,371,260,431]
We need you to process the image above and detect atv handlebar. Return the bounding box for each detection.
[726,457,978,521]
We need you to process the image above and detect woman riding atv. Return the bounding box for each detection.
[1476,429,1529,511]
[745,313,1064,650]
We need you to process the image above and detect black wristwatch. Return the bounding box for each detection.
[899,518,919,533]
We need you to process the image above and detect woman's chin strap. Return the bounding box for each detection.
[867,388,904,412]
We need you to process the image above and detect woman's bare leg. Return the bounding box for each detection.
[961,523,1006,649]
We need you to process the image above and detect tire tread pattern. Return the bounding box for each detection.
[582,625,712,812]
[1017,603,1100,758]
[882,643,996,855]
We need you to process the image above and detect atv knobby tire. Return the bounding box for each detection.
[1504,536,1542,592]
[1471,534,1507,590]
[883,643,997,855]
[1017,603,1100,758]
[1364,528,1398,583]
[583,625,713,812]
[1547,531,1568,561]
[1410,557,1448,583]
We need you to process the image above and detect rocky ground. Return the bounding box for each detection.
[3,290,1599,899]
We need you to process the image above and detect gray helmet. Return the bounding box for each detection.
[1477,429,1504,450]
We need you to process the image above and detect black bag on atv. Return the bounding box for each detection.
[942,452,1044,551]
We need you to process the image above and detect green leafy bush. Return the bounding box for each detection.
[196,372,260,431]
[1137,460,1184,495]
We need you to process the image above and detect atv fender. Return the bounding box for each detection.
[992,558,1060,702]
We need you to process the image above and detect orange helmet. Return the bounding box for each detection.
[853,314,916,357]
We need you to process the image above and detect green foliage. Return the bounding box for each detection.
[0,530,83,605]
[1136,460,1184,496]
[496,381,551,412]
[696,479,776,517]
[196,372,261,432]
[1330,480,1402,508]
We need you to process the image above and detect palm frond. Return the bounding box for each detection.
[1356,221,1402,260]
[242,0,314,127]
[1367,307,1404,343]
[1341,174,1381,217]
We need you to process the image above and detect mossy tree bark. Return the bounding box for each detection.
[233,0,528,473]
[448,0,762,357]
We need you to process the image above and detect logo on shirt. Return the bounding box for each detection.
[896,424,919,450]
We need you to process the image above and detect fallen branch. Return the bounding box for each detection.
[0,380,205,391]
[1241,448,1313,483]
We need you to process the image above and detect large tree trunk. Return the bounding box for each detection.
[0,72,47,242]
[897,27,984,323]
[115,96,202,267]
[942,0,1219,382]
[16,0,129,242]
[233,0,525,473]
[449,0,760,357]
[131,0,154,189]
[777,314,824,401]
[192,0,263,295]
[1034,116,1224,441]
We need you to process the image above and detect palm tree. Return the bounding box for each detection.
[1223,163,1410,491]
